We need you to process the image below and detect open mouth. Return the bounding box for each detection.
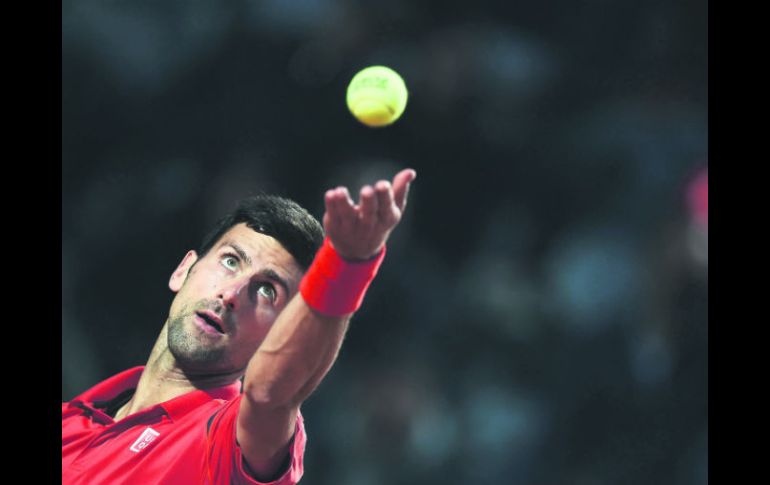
[197,312,225,334]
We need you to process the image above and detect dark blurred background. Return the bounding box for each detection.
[62,0,708,484]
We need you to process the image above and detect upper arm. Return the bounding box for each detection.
[236,396,299,482]
[205,396,306,485]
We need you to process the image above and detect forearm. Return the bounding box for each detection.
[242,295,351,409]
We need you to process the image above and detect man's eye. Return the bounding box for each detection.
[221,256,239,271]
[257,284,276,302]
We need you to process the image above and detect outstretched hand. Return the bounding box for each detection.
[323,168,416,261]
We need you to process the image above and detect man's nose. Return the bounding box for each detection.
[218,279,250,310]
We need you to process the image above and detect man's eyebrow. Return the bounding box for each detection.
[220,241,252,266]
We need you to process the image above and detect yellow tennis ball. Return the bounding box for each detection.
[346,65,408,127]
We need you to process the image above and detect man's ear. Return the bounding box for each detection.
[169,250,198,292]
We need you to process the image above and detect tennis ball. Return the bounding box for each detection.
[346,65,408,127]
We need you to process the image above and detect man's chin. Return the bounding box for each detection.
[169,334,227,367]
[171,350,231,376]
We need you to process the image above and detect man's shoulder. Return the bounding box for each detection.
[65,367,145,405]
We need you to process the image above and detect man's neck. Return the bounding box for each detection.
[113,323,241,421]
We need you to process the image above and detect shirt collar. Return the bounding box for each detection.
[68,366,242,421]
[71,366,144,404]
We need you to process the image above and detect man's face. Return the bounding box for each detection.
[165,223,304,374]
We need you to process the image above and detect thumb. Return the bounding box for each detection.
[393,169,416,211]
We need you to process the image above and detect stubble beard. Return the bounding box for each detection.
[166,302,227,370]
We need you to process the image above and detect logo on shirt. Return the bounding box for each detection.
[129,427,160,453]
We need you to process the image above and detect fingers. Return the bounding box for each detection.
[325,187,356,222]
[375,180,398,224]
[358,185,378,223]
[392,168,416,211]
[325,168,416,228]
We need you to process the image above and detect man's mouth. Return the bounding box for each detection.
[196,311,225,334]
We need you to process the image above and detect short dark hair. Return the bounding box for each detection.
[198,195,324,271]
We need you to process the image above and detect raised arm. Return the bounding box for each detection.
[236,169,416,480]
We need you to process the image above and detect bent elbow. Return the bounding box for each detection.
[243,380,299,410]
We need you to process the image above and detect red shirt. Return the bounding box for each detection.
[62,367,306,485]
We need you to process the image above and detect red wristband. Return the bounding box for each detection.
[300,237,386,316]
